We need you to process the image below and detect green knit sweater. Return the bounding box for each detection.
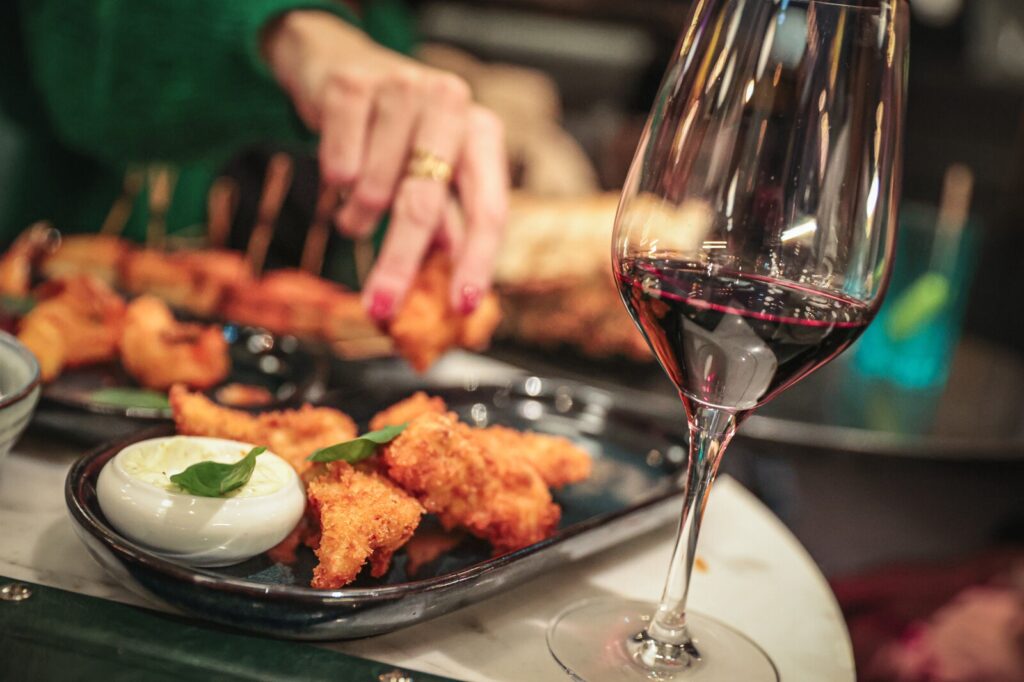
[0,0,414,247]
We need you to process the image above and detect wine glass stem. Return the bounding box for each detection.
[639,404,737,667]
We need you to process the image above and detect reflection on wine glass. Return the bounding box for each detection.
[547,1,909,679]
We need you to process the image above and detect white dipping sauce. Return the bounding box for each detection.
[97,436,305,567]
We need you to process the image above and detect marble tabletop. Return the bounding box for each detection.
[0,354,855,681]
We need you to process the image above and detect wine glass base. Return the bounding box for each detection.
[547,598,778,681]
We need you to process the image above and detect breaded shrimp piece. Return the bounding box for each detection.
[404,526,466,577]
[307,462,424,588]
[371,393,592,487]
[368,391,448,431]
[382,412,560,554]
[471,426,592,489]
[388,254,502,372]
[120,296,230,391]
[18,275,126,379]
[16,313,65,381]
[169,386,358,474]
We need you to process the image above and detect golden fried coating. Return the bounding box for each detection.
[120,296,230,391]
[383,412,560,554]
[471,425,592,489]
[16,313,64,382]
[18,275,126,380]
[169,386,358,474]
[371,392,592,488]
[389,254,502,373]
[369,391,448,431]
[121,248,251,317]
[214,383,274,408]
[40,234,130,287]
[307,462,424,588]
[404,526,466,577]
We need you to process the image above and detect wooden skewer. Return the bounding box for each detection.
[145,165,176,250]
[332,335,395,360]
[246,153,294,276]
[206,177,238,250]
[300,184,338,276]
[100,167,144,237]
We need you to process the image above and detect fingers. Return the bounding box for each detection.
[360,75,471,321]
[336,71,422,238]
[318,71,373,188]
[450,106,509,313]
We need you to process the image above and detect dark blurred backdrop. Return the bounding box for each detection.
[411,0,1024,351]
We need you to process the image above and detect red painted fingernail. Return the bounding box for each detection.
[369,291,394,322]
[459,285,481,315]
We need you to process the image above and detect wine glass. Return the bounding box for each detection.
[547,0,909,679]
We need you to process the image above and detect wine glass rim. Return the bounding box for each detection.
[779,0,903,9]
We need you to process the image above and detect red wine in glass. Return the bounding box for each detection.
[616,256,872,415]
[547,1,908,679]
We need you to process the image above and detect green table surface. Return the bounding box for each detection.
[0,575,456,681]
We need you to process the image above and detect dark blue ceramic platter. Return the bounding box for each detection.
[65,377,686,640]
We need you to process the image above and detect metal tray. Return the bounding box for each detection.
[65,378,686,640]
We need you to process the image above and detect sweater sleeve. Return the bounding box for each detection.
[18,0,358,166]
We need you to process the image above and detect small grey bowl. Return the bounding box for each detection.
[0,331,41,465]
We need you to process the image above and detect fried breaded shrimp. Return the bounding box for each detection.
[369,391,448,431]
[404,526,466,577]
[169,386,358,474]
[120,296,230,391]
[121,248,251,317]
[17,275,126,380]
[307,462,424,588]
[383,412,560,554]
[40,234,130,287]
[471,425,592,489]
[16,313,65,381]
[0,223,59,296]
[371,392,592,488]
[389,254,502,372]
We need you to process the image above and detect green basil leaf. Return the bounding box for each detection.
[307,424,407,463]
[91,387,170,410]
[170,446,267,497]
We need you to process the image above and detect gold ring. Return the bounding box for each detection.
[406,148,453,183]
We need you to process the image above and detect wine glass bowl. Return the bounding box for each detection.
[549,1,909,679]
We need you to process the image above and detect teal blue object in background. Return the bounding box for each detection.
[854,202,979,389]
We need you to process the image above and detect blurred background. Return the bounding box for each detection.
[3,0,1024,678]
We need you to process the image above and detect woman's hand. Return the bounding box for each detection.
[263,10,508,320]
